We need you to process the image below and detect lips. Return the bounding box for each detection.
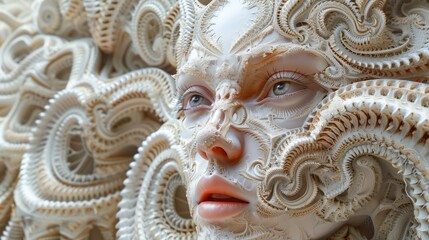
[196,175,249,220]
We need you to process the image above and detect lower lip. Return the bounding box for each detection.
[197,201,248,220]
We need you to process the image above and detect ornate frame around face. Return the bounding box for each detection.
[0,0,427,239]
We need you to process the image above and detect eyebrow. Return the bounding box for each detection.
[176,68,212,96]
[177,56,218,79]
[178,67,207,79]
[245,46,320,70]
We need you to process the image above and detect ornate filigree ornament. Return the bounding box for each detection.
[0,0,426,239]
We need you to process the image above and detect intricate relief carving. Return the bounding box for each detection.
[0,0,32,46]
[12,68,174,239]
[131,0,179,67]
[117,124,196,239]
[0,0,427,239]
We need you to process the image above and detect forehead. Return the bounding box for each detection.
[176,0,326,91]
[194,0,275,56]
[209,0,260,53]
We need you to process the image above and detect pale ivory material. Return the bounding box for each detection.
[0,0,426,239]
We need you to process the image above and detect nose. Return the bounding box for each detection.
[209,109,225,129]
[196,126,243,163]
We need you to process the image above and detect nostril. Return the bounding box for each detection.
[199,150,208,160]
[211,146,228,158]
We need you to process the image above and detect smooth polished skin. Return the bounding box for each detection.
[177,1,344,238]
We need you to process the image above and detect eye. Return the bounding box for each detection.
[266,80,306,98]
[271,81,290,96]
[189,95,204,107]
[183,93,212,110]
[257,71,310,102]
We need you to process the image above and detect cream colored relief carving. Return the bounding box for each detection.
[130,0,179,68]
[275,0,429,81]
[35,0,91,39]
[0,0,427,239]
[12,67,175,239]
[0,0,178,238]
[0,0,33,46]
[0,24,90,234]
[116,123,196,239]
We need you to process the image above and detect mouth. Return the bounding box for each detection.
[196,175,249,220]
[201,193,248,203]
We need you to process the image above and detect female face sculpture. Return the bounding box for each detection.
[174,0,429,239]
[176,3,336,239]
[174,1,344,237]
[177,1,352,239]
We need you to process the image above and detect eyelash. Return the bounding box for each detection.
[178,87,212,114]
[264,68,309,84]
[256,70,308,100]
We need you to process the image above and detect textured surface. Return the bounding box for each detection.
[0,0,426,239]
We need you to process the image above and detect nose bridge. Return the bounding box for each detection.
[209,108,226,128]
[208,80,240,130]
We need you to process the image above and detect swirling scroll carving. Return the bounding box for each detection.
[36,0,89,37]
[0,0,32,46]
[14,68,175,239]
[131,0,179,67]
[258,79,428,238]
[116,125,196,239]
[0,25,93,234]
[275,0,429,83]
[0,0,427,239]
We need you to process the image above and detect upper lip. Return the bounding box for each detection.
[196,175,249,204]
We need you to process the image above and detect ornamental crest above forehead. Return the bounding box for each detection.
[196,0,274,55]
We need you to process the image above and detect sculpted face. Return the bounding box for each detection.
[177,1,340,238]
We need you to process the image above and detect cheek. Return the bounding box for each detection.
[249,89,325,129]
[273,115,309,129]
[185,154,208,201]
[182,111,210,132]
[273,91,325,128]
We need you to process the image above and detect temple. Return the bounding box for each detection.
[0,0,428,239]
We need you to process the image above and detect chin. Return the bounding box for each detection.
[196,216,291,240]
[194,207,294,239]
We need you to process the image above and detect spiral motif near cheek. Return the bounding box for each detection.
[257,79,428,238]
[117,127,196,239]
[314,65,346,90]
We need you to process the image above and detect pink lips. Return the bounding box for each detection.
[196,175,249,220]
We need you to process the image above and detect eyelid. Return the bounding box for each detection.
[267,71,310,85]
[181,86,214,110]
[182,86,213,100]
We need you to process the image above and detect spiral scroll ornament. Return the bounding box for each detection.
[0,0,427,239]
[117,125,196,239]
[13,67,175,238]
